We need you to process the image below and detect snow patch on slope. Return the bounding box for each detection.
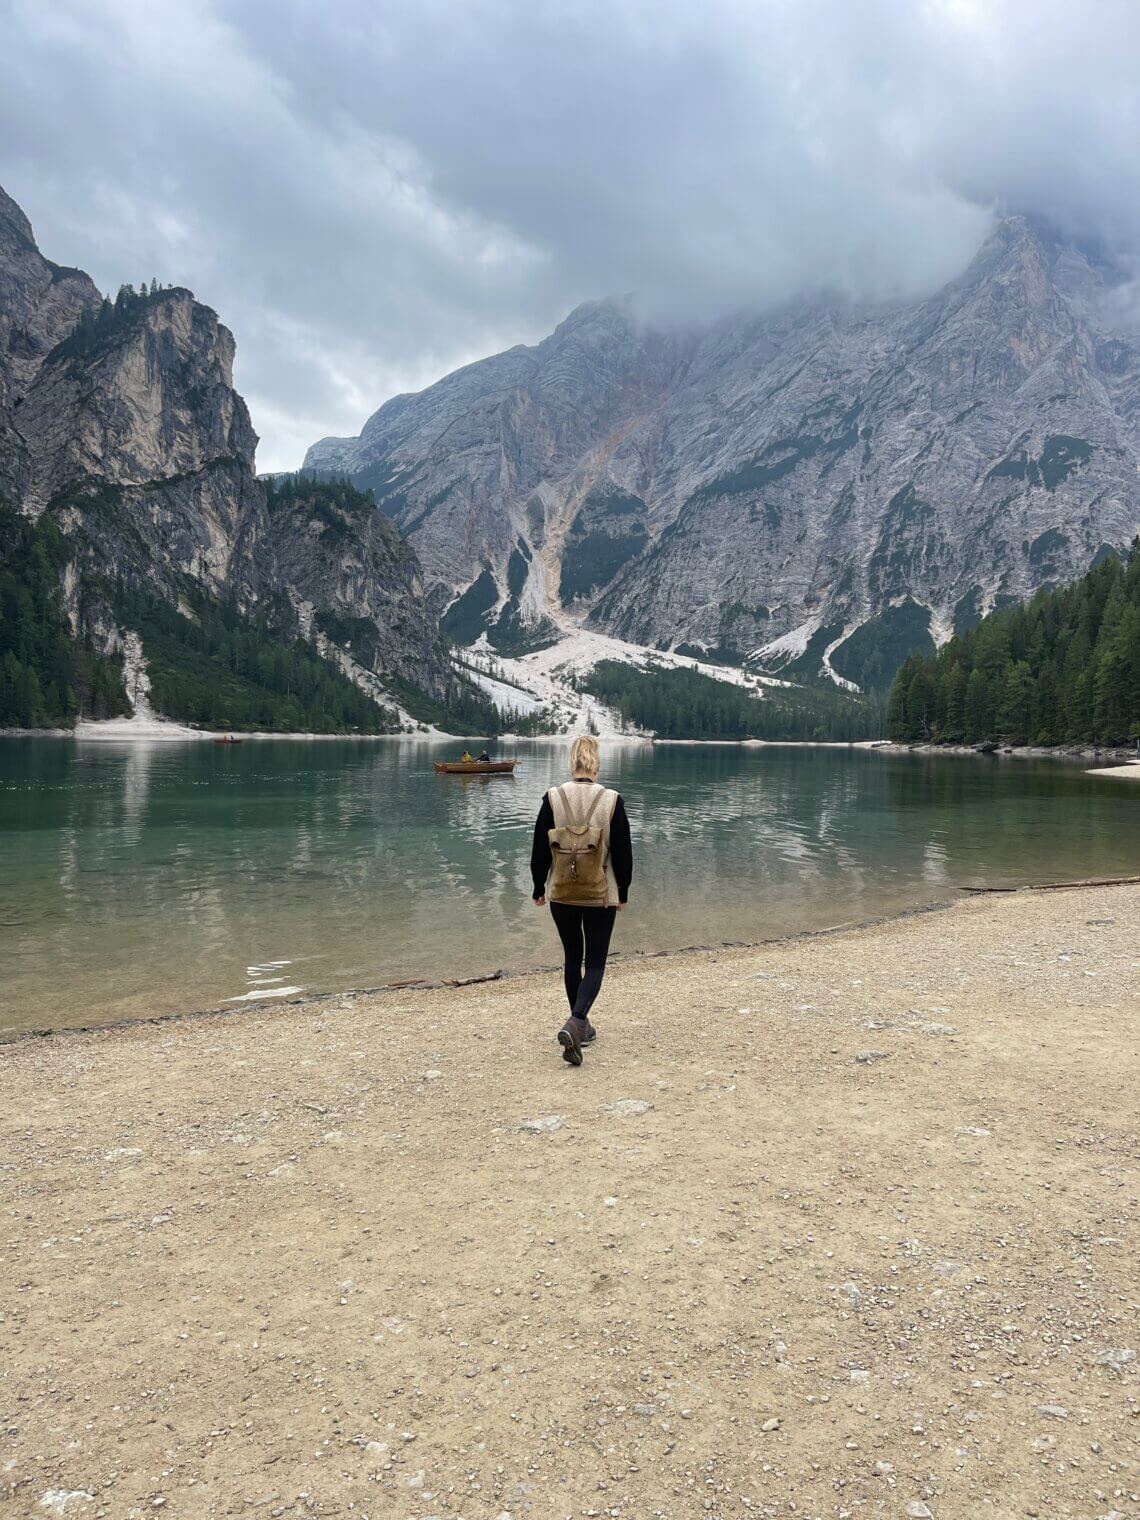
[749,616,822,667]
[461,622,792,740]
[820,626,862,692]
[74,630,201,740]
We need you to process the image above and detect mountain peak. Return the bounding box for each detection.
[0,184,37,252]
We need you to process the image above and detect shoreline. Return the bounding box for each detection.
[3,893,961,1048]
[7,873,1139,1048]
[2,883,1136,1517]
[4,722,1138,766]
[13,875,1140,1048]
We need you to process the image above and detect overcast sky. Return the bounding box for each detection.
[2,0,1139,471]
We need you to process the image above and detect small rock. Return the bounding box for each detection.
[761,1417,780,1432]
[422,1070,442,1081]
[1094,1347,1135,1370]
[773,1340,788,1363]
[322,1129,345,1144]
[1031,1435,1055,1451]
[632,1403,656,1416]
[931,1259,965,1277]
[602,1099,651,1116]
[904,1504,933,1519]
[918,1022,957,1036]
[519,1115,565,1133]
[39,1495,94,1517]
[855,1051,890,1064]
[849,1369,869,1383]
[603,1197,618,1207]
[955,1126,990,1137]
[1035,1404,1069,1420]
[840,1282,863,1306]
[873,1460,894,1475]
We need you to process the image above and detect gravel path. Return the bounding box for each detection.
[2,886,1137,1520]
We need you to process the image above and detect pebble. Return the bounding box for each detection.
[39,1494,94,1517]
[1094,1348,1135,1369]
[855,1051,890,1064]
[519,1116,565,1133]
[602,1099,651,1116]
[873,1460,894,1475]
[1035,1404,1070,1420]
[841,1282,863,1306]
[761,1417,780,1432]
[632,1403,656,1416]
[904,1504,933,1519]
[955,1126,990,1137]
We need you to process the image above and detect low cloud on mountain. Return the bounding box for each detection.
[2,0,1138,468]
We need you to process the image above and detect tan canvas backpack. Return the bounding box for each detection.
[547,783,615,906]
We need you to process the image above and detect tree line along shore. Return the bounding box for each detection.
[889,540,1140,749]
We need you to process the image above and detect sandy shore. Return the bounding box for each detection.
[2,887,1137,1520]
[1086,760,1140,782]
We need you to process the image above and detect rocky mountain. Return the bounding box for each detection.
[0,185,461,728]
[305,217,1140,688]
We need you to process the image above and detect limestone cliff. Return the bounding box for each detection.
[306,218,1140,685]
[0,185,457,720]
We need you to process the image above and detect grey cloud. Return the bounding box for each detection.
[2,0,1139,468]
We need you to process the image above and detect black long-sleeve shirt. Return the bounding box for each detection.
[530,782,633,902]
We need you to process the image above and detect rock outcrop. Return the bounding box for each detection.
[306,217,1140,684]
[0,185,456,717]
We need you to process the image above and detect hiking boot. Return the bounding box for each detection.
[582,1020,598,1045]
[557,1016,588,1066]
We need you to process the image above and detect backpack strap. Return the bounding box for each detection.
[579,785,606,827]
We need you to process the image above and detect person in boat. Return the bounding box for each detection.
[460,749,474,763]
[477,747,492,762]
[530,734,632,1067]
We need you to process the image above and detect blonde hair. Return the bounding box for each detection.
[568,734,601,776]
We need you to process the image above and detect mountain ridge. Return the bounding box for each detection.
[304,215,1140,688]
[0,186,470,730]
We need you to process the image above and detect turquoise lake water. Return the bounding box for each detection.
[1,738,1137,1037]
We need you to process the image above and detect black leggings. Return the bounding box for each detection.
[550,902,617,1019]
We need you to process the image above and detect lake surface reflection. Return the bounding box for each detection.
[2,738,1137,1036]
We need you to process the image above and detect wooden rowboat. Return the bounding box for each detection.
[213,736,244,745]
[433,759,518,775]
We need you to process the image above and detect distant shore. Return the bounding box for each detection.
[2,883,1136,1517]
[3,726,1138,779]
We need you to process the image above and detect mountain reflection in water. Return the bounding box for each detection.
[2,738,1137,1036]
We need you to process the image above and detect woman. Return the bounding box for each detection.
[530,734,633,1066]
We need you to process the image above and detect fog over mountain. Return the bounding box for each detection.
[2,1,1140,469]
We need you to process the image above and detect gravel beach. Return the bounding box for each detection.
[2,885,1137,1520]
